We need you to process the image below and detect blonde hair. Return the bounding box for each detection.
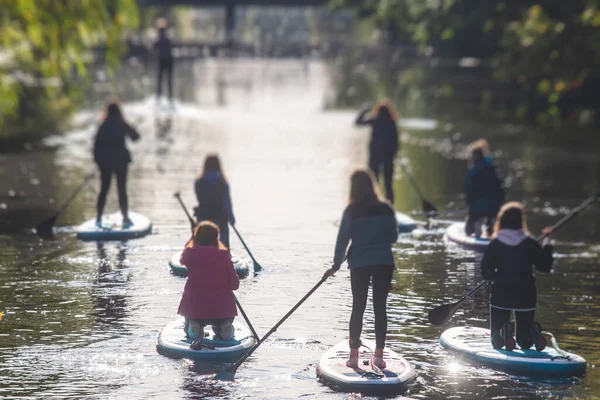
[493,201,529,237]
[372,98,400,122]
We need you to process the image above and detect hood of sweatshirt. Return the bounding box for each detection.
[496,228,528,246]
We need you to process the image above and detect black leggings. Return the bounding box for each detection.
[368,153,394,203]
[490,306,535,349]
[349,265,394,349]
[157,58,173,100]
[97,167,128,220]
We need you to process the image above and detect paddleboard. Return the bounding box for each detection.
[396,211,418,233]
[76,212,152,241]
[440,326,586,377]
[445,222,490,252]
[156,319,255,362]
[169,250,250,279]
[316,339,416,395]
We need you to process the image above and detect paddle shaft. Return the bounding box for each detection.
[456,189,600,307]
[173,192,195,233]
[231,224,262,271]
[223,278,327,374]
[233,294,260,341]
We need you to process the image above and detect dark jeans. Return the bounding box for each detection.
[490,306,536,349]
[157,57,173,100]
[368,153,394,203]
[97,167,128,221]
[466,213,496,237]
[349,264,394,349]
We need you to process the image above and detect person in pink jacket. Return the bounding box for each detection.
[178,221,239,346]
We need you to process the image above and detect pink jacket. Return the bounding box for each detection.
[177,245,239,320]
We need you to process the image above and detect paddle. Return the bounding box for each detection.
[399,163,438,215]
[35,171,96,235]
[231,224,263,272]
[427,189,600,326]
[233,294,260,341]
[173,192,196,233]
[212,277,328,381]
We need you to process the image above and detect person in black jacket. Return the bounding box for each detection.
[154,18,174,102]
[480,202,553,352]
[94,98,140,227]
[464,139,504,237]
[193,155,235,248]
[355,99,400,203]
[323,169,398,369]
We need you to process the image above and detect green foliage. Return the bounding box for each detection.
[0,0,139,144]
[331,0,600,124]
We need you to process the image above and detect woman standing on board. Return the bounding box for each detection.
[355,98,400,203]
[154,18,174,102]
[481,202,553,351]
[194,155,236,248]
[464,139,504,237]
[93,98,140,228]
[323,169,398,368]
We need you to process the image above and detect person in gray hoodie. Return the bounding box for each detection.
[323,169,398,369]
[481,201,553,352]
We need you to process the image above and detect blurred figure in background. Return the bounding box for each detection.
[93,98,140,228]
[355,98,400,203]
[154,18,174,103]
[464,139,504,237]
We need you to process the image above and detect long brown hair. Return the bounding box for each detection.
[192,221,227,250]
[102,96,125,124]
[372,98,400,122]
[200,154,227,182]
[349,169,384,205]
[493,201,529,236]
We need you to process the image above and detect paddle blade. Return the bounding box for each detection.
[422,200,438,214]
[427,302,459,326]
[253,261,263,272]
[212,369,236,381]
[35,215,57,235]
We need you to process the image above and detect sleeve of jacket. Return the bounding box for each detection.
[225,255,240,290]
[332,210,352,270]
[224,184,236,225]
[125,123,140,142]
[355,108,373,126]
[387,205,398,243]
[480,240,497,280]
[533,240,553,273]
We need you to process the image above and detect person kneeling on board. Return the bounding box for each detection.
[481,202,553,351]
[194,154,236,249]
[323,169,399,369]
[464,139,504,237]
[178,221,240,348]
[93,97,141,228]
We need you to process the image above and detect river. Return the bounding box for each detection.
[0,56,599,399]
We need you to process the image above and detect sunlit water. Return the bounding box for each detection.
[0,58,599,399]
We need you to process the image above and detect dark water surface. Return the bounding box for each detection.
[0,58,599,399]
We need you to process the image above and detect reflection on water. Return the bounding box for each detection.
[0,56,598,400]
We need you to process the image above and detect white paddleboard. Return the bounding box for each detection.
[76,211,152,241]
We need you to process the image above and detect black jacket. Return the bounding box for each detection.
[355,110,399,157]
[481,236,553,309]
[94,119,140,170]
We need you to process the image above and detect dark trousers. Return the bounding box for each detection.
[490,306,535,349]
[466,213,496,237]
[157,58,173,100]
[97,167,128,221]
[349,265,394,349]
[195,216,230,249]
[368,153,394,203]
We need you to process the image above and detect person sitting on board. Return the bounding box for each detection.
[178,221,240,347]
[193,154,236,248]
[323,169,398,369]
[481,202,553,352]
[464,139,504,237]
[355,98,400,204]
[93,97,140,228]
[154,17,174,103]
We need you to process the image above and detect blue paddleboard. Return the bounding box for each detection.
[156,319,255,362]
[168,250,250,279]
[445,222,491,252]
[440,326,586,377]
[396,212,418,233]
[76,212,152,241]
